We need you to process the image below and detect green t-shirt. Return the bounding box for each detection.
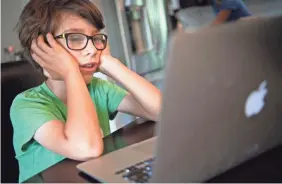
[10,77,127,183]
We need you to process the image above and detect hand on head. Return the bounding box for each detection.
[31,33,79,80]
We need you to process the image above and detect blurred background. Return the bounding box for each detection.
[2,0,282,131]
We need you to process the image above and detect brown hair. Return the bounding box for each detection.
[17,0,105,72]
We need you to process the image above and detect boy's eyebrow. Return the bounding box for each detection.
[63,28,99,35]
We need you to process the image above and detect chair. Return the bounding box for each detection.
[1,60,45,183]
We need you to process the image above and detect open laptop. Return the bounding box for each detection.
[77,15,282,183]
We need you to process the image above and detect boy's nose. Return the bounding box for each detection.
[83,39,97,56]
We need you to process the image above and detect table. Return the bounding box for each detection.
[41,120,282,183]
[41,119,156,183]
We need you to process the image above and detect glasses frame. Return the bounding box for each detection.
[54,33,108,51]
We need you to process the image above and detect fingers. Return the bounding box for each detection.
[46,33,59,48]
[37,35,52,53]
[31,52,46,68]
[31,33,55,62]
[31,39,48,60]
[103,44,111,55]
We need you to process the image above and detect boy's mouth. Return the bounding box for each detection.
[79,62,97,72]
[80,63,95,68]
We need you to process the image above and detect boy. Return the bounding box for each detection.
[11,0,161,182]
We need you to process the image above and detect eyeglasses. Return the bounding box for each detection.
[54,33,108,51]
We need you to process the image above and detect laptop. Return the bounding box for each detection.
[77,15,282,183]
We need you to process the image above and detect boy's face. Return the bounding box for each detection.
[53,12,103,83]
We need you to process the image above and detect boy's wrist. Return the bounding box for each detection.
[63,66,82,81]
[99,55,121,76]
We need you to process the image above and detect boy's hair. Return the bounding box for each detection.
[17,0,105,72]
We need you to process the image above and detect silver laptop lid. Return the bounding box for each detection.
[152,15,282,182]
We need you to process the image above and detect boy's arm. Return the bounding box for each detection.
[32,34,103,160]
[100,55,162,122]
[211,0,240,26]
[211,9,232,25]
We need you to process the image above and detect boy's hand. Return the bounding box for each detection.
[31,33,79,80]
[98,43,121,75]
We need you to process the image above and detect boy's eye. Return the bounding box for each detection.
[68,34,85,42]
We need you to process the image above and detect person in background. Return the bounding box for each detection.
[211,0,252,25]
[11,0,161,182]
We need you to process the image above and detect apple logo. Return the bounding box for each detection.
[245,80,268,118]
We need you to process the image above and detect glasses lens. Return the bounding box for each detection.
[67,34,87,50]
[93,34,107,50]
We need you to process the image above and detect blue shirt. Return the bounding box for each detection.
[212,0,252,22]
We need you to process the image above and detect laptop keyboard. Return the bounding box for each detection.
[115,157,155,183]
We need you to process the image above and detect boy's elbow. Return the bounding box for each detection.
[148,108,161,122]
[82,143,104,161]
[152,98,162,121]
[71,141,104,161]
[153,112,161,122]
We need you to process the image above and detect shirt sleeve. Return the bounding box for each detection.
[10,95,61,154]
[219,0,240,11]
[97,79,128,120]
